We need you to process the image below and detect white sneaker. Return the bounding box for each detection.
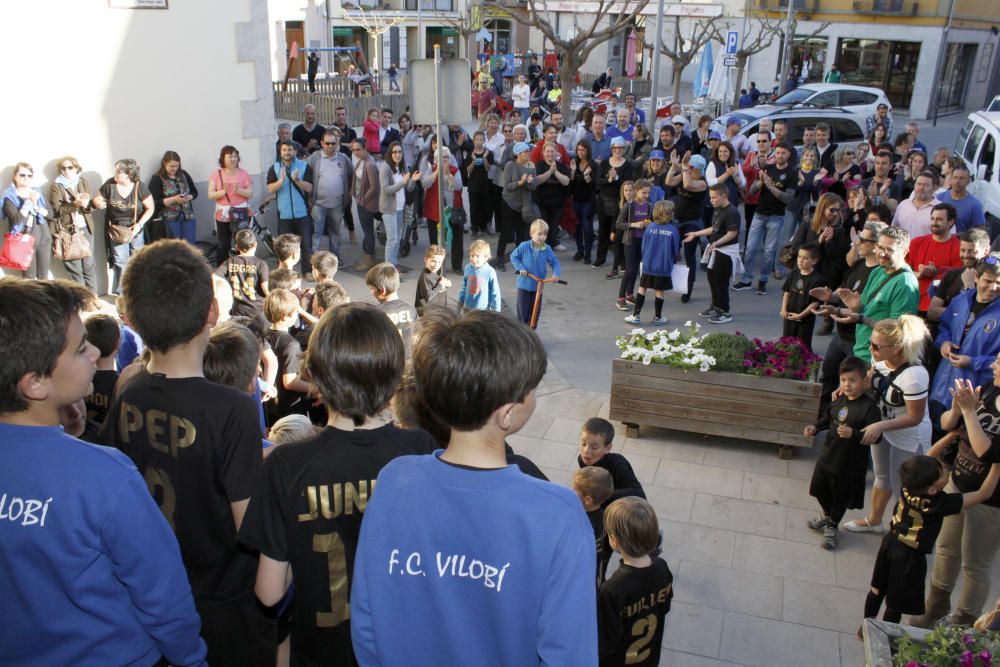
[842,519,885,534]
[554,244,567,251]
[650,316,667,326]
[624,314,641,324]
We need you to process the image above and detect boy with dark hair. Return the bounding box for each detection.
[312,280,350,317]
[578,417,646,503]
[274,233,303,272]
[310,249,339,282]
[215,228,269,318]
[351,309,598,665]
[366,262,418,356]
[804,356,883,549]
[240,303,437,666]
[98,240,276,667]
[0,278,207,667]
[414,245,451,315]
[861,455,999,632]
[573,466,615,586]
[267,267,300,292]
[780,242,825,351]
[264,288,312,422]
[204,321,261,395]
[84,313,120,425]
[598,497,674,667]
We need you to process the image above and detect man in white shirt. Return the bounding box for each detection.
[892,171,939,239]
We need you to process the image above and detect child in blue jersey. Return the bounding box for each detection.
[625,199,680,325]
[0,278,206,667]
[351,308,598,666]
[511,219,561,326]
[458,238,502,311]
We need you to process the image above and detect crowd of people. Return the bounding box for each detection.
[3,89,1000,666]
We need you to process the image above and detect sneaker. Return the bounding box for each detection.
[823,526,838,550]
[708,311,733,324]
[625,294,636,306]
[807,515,831,531]
[680,293,691,304]
[756,282,768,295]
[616,298,629,311]
[698,307,719,318]
[624,314,641,324]
[573,252,584,261]
[554,244,567,251]
[591,260,605,269]
[650,316,667,326]
[732,281,752,291]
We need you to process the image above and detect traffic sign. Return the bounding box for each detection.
[726,31,739,55]
[724,56,737,67]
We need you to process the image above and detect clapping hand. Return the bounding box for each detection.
[949,378,981,412]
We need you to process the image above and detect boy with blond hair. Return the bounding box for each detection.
[458,239,501,312]
[510,219,561,327]
[264,288,312,422]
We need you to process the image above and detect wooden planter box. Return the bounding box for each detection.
[862,619,930,667]
[609,359,821,457]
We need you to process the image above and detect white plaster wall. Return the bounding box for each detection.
[1,0,273,286]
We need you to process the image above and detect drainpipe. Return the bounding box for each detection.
[931,0,955,126]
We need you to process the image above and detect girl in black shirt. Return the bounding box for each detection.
[464,131,495,236]
[570,141,597,263]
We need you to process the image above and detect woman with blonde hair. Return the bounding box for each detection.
[844,314,932,534]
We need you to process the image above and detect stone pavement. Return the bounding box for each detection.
[279,109,980,666]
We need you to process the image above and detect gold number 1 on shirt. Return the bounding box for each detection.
[626,614,657,664]
[313,532,350,627]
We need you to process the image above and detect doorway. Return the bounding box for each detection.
[885,41,920,110]
[285,21,305,77]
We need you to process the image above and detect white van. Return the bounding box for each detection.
[955,111,1000,239]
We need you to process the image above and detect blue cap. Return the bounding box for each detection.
[648,149,665,160]
[610,136,628,147]
[725,116,742,126]
[688,155,707,172]
[513,142,531,155]
[708,131,722,141]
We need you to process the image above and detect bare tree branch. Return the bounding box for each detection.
[642,15,721,101]
[482,0,650,118]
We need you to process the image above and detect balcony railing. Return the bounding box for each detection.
[851,0,919,15]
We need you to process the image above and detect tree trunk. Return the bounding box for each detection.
[560,52,580,121]
[671,66,683,104]
[731,54,748,108]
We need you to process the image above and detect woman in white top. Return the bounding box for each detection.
[511,75,531,124]
[844,314,931,533]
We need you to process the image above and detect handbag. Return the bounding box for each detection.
[0,232,37,271]
[53,229,91,261]
[670,264,689,295]
[107,186,139,245]
[778,243,796,269]
[220,170,250,224]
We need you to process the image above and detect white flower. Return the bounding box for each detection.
[684,320,692,327]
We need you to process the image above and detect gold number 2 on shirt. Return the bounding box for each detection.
[144,467,176,530]
[314,532,350,627]
[626,614,657,664]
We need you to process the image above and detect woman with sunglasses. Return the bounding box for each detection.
[819,146,862,200]
[791,193,852,289]
[914,353,1000,628]
[2,162,51,279]
[49,157,102,292]
[842,315,931,535]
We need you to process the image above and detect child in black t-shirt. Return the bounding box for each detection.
[804,357,883,550]
[274,233,302,273]
[861,455,1000,633]
[598,497,673,667]
[415,245,451,315]
[780,243,825,351]
[98,240,276,666]
[578,417,646,503]
[264,288,313,423]
[573,466,615,586]
[215,229,270,318]
[83,313,120,427]
[366,263,418,358]
[239,303,438,667]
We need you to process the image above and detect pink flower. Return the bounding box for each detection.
[960,650,975,667]
[764,368,774,377]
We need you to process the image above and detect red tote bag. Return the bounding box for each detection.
[0,232,37,271]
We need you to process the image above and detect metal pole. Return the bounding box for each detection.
[648,0,665,126]
[778,0,794,98]
[434,44,446,267]
[931,0,955,127]
[418,0,424,58]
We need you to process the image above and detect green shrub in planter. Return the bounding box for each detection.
[699,332,755,373]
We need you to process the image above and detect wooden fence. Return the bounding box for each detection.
[495,71,651,97]
[273,89,410,126]
[277,74,408,96]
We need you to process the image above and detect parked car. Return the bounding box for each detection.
[767,83,892,121]
[711,107,868,153]
[955,110,1000,240]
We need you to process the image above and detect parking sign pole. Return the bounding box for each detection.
[648,0,665,126]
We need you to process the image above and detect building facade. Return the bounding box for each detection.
[752,0,1000,119]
